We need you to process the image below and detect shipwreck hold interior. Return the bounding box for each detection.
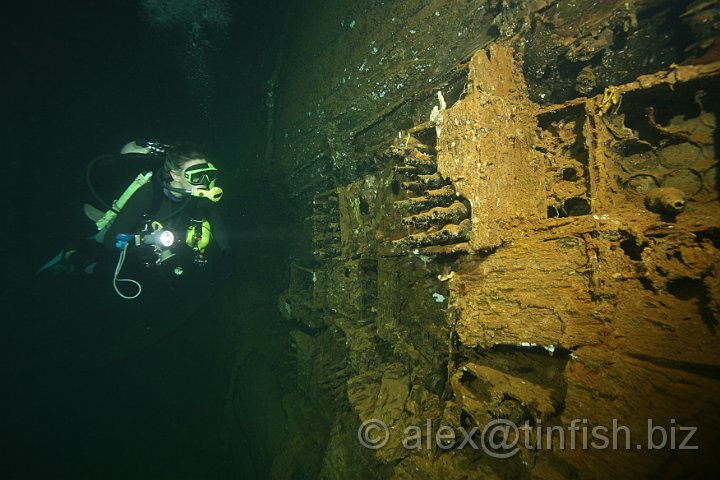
[4,0,720,479]
[253,1,720,478]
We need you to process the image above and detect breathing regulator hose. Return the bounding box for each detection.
[113,243,142,300]
[111,227,175,299]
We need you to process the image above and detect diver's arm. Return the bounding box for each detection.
[103,182,154,250]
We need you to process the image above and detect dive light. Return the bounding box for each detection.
[142,229,175,248]
[115,229,175,250]
[113,227,174,300]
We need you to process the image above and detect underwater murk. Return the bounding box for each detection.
[3,0,719,479]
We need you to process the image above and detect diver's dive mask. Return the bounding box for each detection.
[184,162,218,187]
[172,162,223,202]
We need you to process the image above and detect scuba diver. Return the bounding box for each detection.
[37,140,233,300]
[8,140,235,373]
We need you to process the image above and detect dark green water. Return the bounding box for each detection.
[3,1,291,478]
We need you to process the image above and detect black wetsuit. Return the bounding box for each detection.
[18,171,232,370]
[100,172,230,296]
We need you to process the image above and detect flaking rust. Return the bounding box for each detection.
[441,48,720,477]
[280,43,720,480]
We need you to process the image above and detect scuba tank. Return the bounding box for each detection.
[84,140,224,299]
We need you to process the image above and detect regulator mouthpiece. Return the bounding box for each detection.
[191,186,223,202]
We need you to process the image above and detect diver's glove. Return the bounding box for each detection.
[220,249,236,279]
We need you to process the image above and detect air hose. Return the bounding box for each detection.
[112,243,142,299]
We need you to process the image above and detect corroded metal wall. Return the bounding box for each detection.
[266,0,709,212]
[278,43,719,477]
[233,0,720,478]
